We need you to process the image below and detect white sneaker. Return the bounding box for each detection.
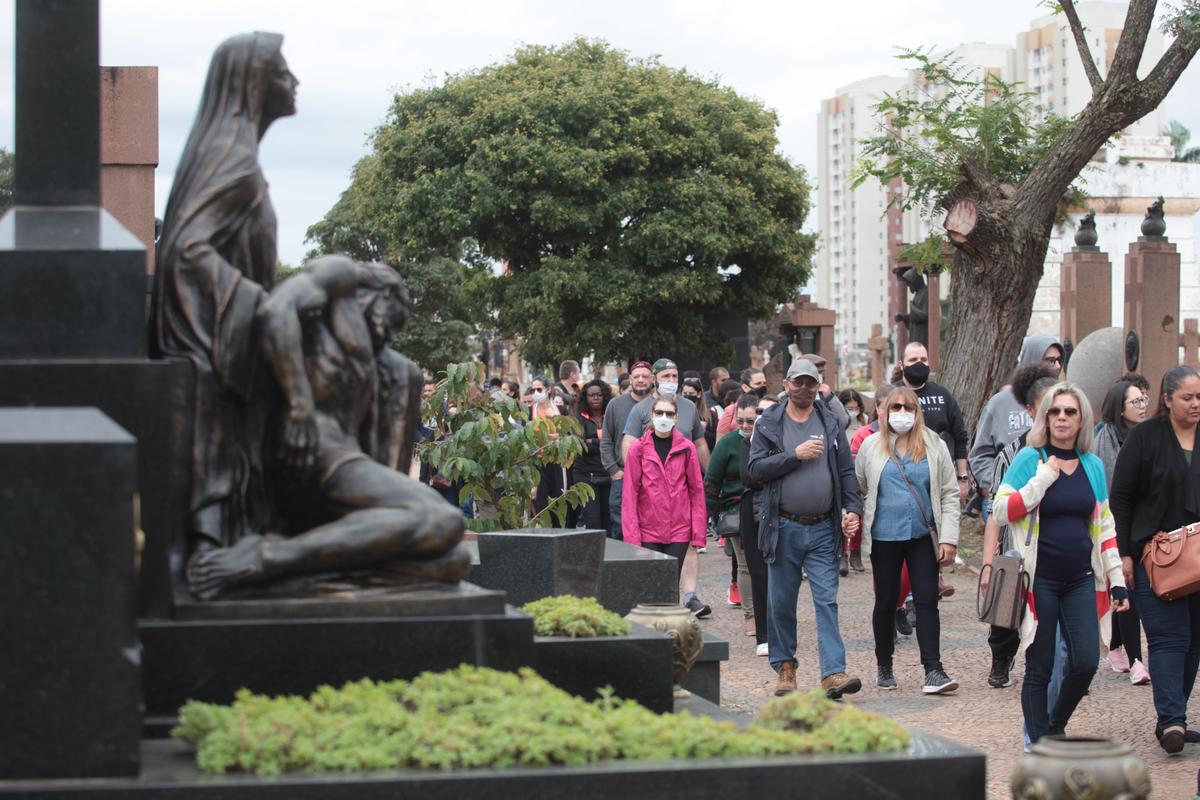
[756,642,769,657]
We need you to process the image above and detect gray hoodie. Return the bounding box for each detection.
[967,333,1062,493]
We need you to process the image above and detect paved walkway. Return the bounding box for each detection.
[693,544,1197,799]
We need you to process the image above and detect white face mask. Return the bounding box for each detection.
[652,415,676,434]
[532,390,547,403]
[888,412,915,433]
[657,381,678,396]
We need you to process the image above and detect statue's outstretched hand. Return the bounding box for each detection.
[281,408,318,468]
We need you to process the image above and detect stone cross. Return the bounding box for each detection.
[14,0,100,206]
[1181,318,1200,370]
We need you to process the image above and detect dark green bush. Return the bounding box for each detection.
[520,595,631,638]
[173,666,909,775]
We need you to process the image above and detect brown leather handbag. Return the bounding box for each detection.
[1141,523,1200,601]
[977,554,1029,630]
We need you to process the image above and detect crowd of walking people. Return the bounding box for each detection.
[418,341,1200,756]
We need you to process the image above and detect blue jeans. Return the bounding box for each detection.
[767,517,846,679]
[608,477,623,540]
[1022,573,1099,742]
[1023,628,1067,748]
[1132,559,1200,731]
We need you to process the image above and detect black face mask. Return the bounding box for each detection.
[749,385,768,399]
[902,362,930,387]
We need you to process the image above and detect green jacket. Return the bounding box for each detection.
[705,432,745,514]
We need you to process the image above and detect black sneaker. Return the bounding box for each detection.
[988,656,1014,688]
[923,668,959,695]
[849,550,865,572]
[877,665,898,690]
[685,595,712,619]
[894,607,913,636]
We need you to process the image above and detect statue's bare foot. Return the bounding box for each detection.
[380,542,472,583]
[186,535,267,600]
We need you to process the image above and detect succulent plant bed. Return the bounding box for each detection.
[172,665,909,775]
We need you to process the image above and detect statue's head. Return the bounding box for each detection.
[355,262,412,351]
[203,32,297,135]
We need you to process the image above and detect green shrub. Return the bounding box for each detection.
[520,595,632,638]
[173,666,909,775]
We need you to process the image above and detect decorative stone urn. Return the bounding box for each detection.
[625,603,703,698]
[1010,737,1150,800]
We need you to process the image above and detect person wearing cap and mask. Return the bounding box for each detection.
[749,358,864,700]
[622,358,714,617]
[600,360,654,540]
[969,335,1064,521]
[896,342,971,501]
[799,353,851,431]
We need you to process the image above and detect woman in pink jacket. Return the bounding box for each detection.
[622,395,708,577]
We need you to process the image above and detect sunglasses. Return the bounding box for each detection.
[1048,406,1079,417]
[653,409,676,419]
[736,416,757,426]
[889,403,916,412]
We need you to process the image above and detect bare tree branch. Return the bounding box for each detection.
[1109,0,1157,83]
[1137,26,1200,104]
[1061,0,1105,92]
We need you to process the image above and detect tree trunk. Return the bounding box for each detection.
[937,195,1052,428]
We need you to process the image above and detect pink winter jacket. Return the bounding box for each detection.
[621,428,708,548]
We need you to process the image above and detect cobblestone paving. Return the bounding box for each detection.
[694,547,1198,799]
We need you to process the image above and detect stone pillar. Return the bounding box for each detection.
[1124,233,1180,400]
[926,269,941,369]
[100,66,158,277]
[1060,246,1112,347]
[867,323,889,389]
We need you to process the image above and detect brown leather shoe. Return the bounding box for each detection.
[774,660,797,696]
[745,617,756,637]
[821,671,862,700]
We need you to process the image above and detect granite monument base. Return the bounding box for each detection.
[0,731,986,799]
[474,528,605,607]
[681,633,729,705]
[531,623,674,712]
[140,597,533,730]
[0,409,141,779]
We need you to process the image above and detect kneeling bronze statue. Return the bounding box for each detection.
[186,256,468,599]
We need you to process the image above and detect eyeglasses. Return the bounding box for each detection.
[1048,406,1079,417]
[1125,396,1148,407]
[652,410,676,419]
[1044,356,1063,365]
[889,403,916,412]
[736,417,757,426]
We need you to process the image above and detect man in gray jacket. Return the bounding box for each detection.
[600,360,654,540]
[749,359,863,699]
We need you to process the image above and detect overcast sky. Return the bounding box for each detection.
[2,1,1198,265]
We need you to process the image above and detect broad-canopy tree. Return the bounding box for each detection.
[309,38,815,367]
[306,175,489,371]
[855,0,1199,424]
[1164,119,1200,162]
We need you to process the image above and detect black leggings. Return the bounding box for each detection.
[740,493,769,645]
[641,541,689,579]
[1109,601,1144,662]
[871,537,943,671]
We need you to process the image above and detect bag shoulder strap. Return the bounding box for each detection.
[888,451,934,530]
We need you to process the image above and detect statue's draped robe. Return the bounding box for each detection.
[151,33,284,549]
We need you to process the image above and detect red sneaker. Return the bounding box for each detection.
[727,581,741,606]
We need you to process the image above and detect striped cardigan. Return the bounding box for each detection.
[992,446,1125,653]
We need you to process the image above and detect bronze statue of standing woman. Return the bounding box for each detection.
[151,32,298,561]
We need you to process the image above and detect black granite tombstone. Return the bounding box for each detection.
[0,408,141,778]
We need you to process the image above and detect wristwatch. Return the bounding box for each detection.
[956,474,970,482]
